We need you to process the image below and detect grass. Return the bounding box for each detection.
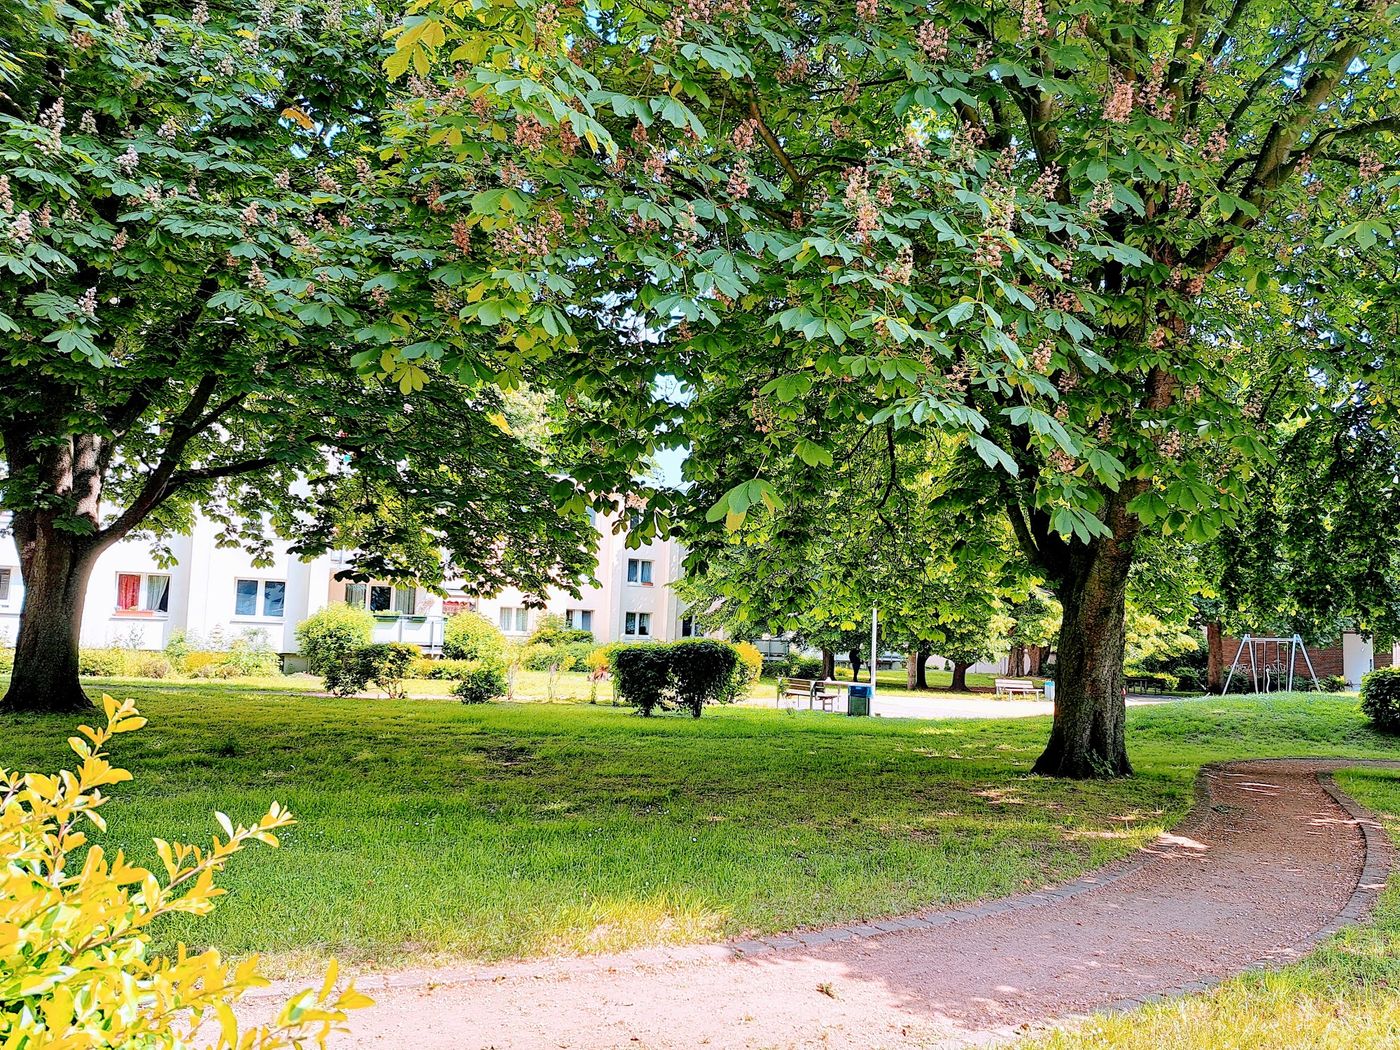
[1036,767,1400,1049]
[1,683,1397,978]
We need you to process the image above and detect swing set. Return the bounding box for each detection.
[1220,633,1320,694]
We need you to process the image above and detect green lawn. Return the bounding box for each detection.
[1,683,1397,978]
[1038,767,1400,1049]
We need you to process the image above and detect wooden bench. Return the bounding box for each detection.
[994,678,1041,699]
[778,677,842,711]
[1125,675,1165,695]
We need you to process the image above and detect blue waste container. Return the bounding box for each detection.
[847,683,872,716]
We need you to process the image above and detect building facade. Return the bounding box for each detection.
[0,512,693,656]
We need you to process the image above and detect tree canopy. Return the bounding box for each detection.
[392,0,1400,775]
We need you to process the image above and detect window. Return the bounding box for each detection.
[116,572,169,613]
[624,611,651,637]
[0,568,10,602]
[564,609,593,632]
[680,615,695,638]
[498,607,529,633]
[235,579,286,618]
[626,559,653,585]
[345,582,416,615]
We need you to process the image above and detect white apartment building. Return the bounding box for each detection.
[0,511,696,659]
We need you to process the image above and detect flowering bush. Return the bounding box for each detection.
[0,695,369,1046]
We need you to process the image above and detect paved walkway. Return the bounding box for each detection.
[766,692,1184,720]
[243,759,1395,1049]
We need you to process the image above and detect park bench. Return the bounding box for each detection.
[1125,675,1166,694]
[778,677,842,712]
[994,678,1042,699]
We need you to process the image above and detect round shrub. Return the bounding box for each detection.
[1361,667,1400,731]
[453,661,508,704]
[610,639,740,718]
[295,602,373,674]
[442,611,507,663]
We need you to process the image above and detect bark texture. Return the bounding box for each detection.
[950,660,971,692]
[1030,507,1136,778]
[1,527,97,713]
[1207,621,1225,693]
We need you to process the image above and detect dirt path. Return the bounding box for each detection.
[245,759,1394,1049]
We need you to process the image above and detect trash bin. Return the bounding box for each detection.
[1043,680,1055,703]
[847,683,872,716]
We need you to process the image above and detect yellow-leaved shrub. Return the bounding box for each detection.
[0,695,370,1047]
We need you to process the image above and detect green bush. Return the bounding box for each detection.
[442,611,507,662]
[789,655,824,678]
[221,632,280,677]
[520,641,591,672]
[609,639,741,718]
[1321,674,1348,693]
[1361,667,1400,730]
[324,642,418,698]
[79,648,127,677]
[295,602,374,674]
[1171,666,1204,693]
[0,648,13,673]
[407,656,478,680]
[453,661,508,704]
[526,613,595,647]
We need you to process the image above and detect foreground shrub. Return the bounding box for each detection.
[222,632,281,677]
[610,640,741,718]
[1362,667,1400,730]
[442,611,507,662]
[296,602,374,674]
[325,642,418,698]
[0,696,369,1046]
[453,661,508,703]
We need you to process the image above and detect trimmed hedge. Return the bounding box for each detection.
[1362,667,1400,731]
[609,639,741,718]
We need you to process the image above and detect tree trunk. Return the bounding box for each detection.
[905,652,918,690]
[915,648,929,690]
[820,648,835,680]
[848,649,862,682]
[1009,644,1025,677]
[1206,621,1225,693]
[1028,645,1043,676]
[950,660,971,692]
[1,529,96,713]
[1032,538,1134,779]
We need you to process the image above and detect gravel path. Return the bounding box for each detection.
[245,759,1394,1050]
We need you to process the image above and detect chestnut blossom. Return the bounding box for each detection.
[916,21,948,62]
[1102,77,1133,124]
[114,145,139,175]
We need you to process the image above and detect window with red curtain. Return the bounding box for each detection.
[116,573,141,610]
